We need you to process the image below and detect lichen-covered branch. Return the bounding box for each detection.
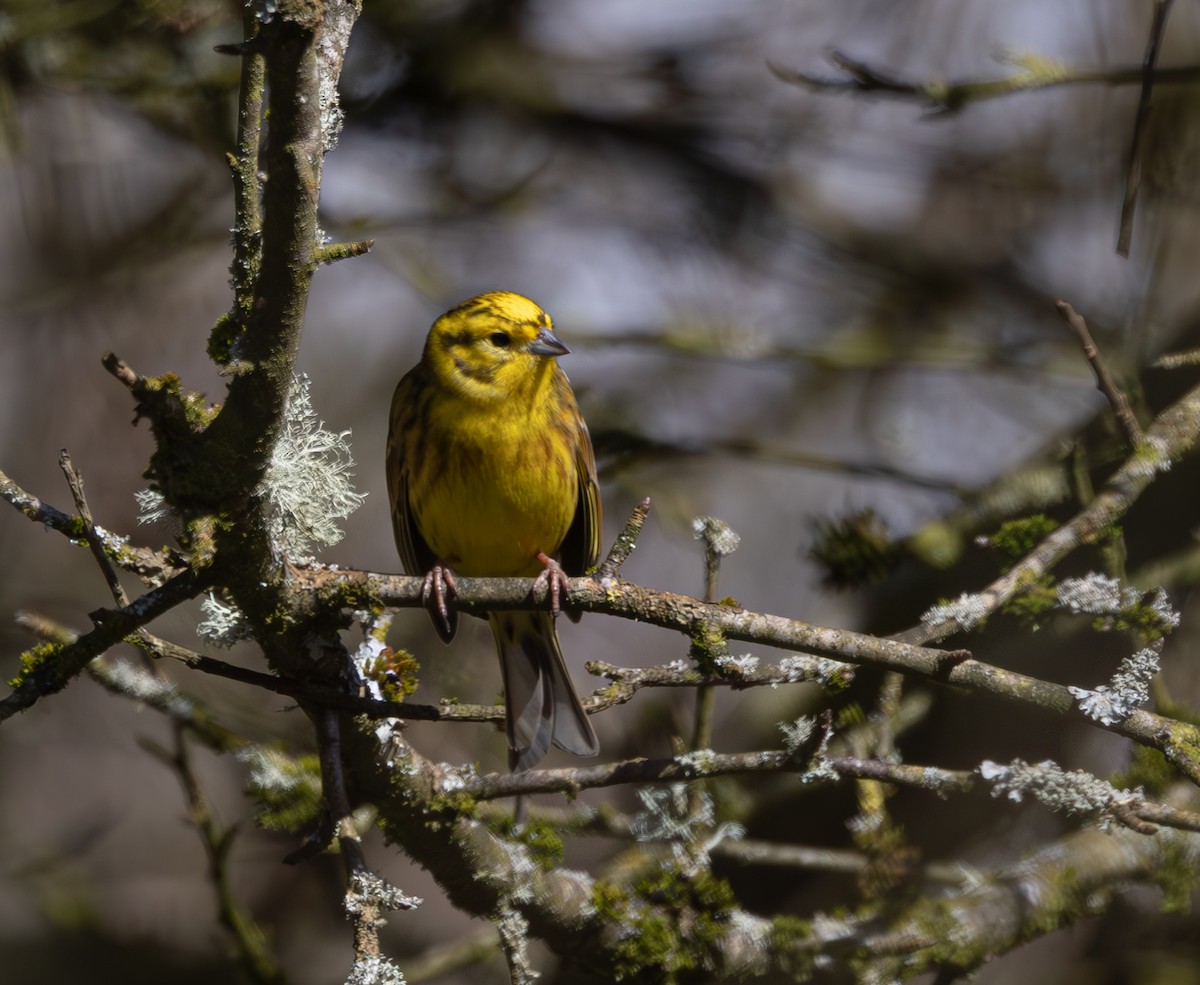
[295,562,1200,783]
[450,750,974,802]
[899,374,1200,645]
[852,787,1200,980]
[0,567,210,722]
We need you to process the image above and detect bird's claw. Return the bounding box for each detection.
[422,563,458,638]
[534,552,570,618]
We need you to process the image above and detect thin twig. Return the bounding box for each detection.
[1056,300,1144,446]
[770,47,1200,116]
[690,515,740,762]
[1118,0,1176,256]
[59,450,130,606]
[401,928,498,983]
[586,656,851,714]
[454,749,975,801]
[143,726,287,985]
[596,497,652,580]
[1,566,210,721]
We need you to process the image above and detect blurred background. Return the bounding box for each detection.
[3,0,1200,982]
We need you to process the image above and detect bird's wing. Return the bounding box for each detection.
[559,411,602,577]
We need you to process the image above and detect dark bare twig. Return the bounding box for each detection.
[596,496,651,580]
[1118,0,1176,256]
[1056,300,1144,446]
[314,711,417,970]
[100,351,140,390]
[316,716,423,972]
[770,46,1200,117]
[59,450,130,606]
[316,709,368,875]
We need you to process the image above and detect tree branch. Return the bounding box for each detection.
[771,47,1200,115]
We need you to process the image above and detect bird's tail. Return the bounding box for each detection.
[489,611,599,771]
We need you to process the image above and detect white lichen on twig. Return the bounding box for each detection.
[493,903,538,985]
[345,956,407,985]
[261,373,365,564]
[921,592,989,631]
[345,869,422,915]
[1068,645,1161,725]
[779,715,838,782]
[692,515,742,556]
[1056,574,1139,614]
[134,488,171,525]
[979,758,1141,828]
[1144,587,1181,631]
[196,590,250,648]
[715,653,759,675]
[349,608,394,700]
[630,784,744,875]
[100,659,194,718]
[237,745,317,796]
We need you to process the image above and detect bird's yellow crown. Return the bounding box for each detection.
[423,291,567,405]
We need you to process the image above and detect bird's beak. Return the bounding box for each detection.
[528,327,570,357]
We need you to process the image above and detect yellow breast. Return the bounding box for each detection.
[410,400,577,577]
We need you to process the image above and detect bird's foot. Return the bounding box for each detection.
[422,562,458,639]
[533,552,570,618]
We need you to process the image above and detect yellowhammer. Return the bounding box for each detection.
[386,291,601,770]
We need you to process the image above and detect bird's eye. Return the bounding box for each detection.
[489,331,512,348]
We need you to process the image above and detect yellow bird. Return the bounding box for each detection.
[386,292,601,770]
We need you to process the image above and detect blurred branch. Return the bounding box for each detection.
[591,425,971,495]
[896,373,1200,646]
[143,726,288,985]
[1155,346,1200,369]
[856,786,1200,980]
[1,566,209,720]
[403,929,498,983]
[1118,0,1176,256]
[772,46,1200,115]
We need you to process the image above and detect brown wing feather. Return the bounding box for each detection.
[387,366,457,641]
[556,381,602,578]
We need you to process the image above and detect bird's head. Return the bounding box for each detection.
[423,291,569,403]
